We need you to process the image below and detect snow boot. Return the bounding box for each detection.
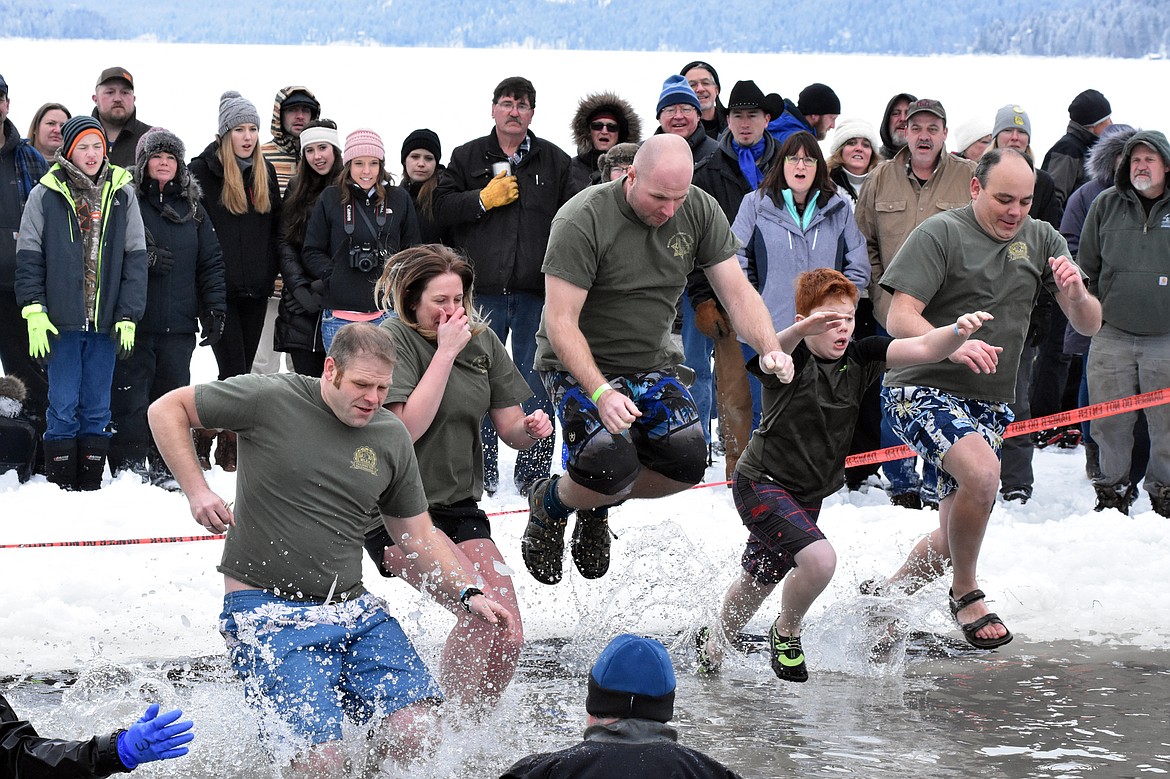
[43,438,78,490]
[193,428,215,470]
[215,430,237,472]
[76,435,110,491]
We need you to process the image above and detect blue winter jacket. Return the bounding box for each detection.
[732,188,869,333]
[14,163,147,333]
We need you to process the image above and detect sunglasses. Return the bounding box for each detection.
[590,121,620,133]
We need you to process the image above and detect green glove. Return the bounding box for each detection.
[115,320,136,359]
[480,171,519,211]
[22,304,58,359]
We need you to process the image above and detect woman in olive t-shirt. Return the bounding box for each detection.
[365,244,554,706]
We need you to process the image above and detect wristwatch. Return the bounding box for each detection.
[458,586,485,613]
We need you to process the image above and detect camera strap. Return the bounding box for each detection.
[343,198,388,242]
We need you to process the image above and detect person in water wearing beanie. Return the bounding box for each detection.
[15,114,147,491]
[500,633,744,778]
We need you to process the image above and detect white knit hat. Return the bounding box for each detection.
[949,116,993,157]
[828,117,881,158]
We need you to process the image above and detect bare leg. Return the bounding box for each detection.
[883,434,1005,642]
[383,536,524,706]
[708,571,777,667]
[773,540,837,637]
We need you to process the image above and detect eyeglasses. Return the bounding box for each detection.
[661,105,697,116]
[590,121,620,133]
[785,156,818,167]
[495,100,533,113]
[688,78,716,89]
[609,165,630,177]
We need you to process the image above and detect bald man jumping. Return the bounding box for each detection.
[522,134,794,586]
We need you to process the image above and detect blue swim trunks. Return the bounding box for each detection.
[880,385,1013,501]
[219,590,442,745]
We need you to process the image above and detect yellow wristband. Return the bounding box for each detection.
[591,382,612,404]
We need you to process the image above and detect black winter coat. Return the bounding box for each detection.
[1,693,128,778]
[303,182,419,312]
[188,142,281,300]
[501,719,743,779]
[435,129,578,296]
[402,172,444,245]
[136,177,226,334]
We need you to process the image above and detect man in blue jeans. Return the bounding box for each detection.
[435,76,580,496]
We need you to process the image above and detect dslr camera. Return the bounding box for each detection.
[349,241,388,274]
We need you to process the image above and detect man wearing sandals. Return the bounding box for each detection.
[870,148,1100,648]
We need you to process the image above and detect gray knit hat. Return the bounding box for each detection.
[992,104,1031,140]
[217,91,261,138]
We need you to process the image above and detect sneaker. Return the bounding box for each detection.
[694,626,721,675]
[521,476,570,585]
[1001,486,1031,504]
[1093,482,1136,516]
[570,508,613,579]
[768,625,808,683]
[889,491,923,510]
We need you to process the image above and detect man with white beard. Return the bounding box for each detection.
[1078,130,1170,517]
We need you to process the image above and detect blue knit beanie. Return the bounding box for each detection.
[657,75,701,117]
[585,634,676,723]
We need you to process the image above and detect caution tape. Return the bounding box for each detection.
[4,387,1168,551]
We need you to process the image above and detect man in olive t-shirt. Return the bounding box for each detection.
[521,134,796,587]
[147,323,512,772]
[869,149,1100,649]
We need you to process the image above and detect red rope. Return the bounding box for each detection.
[4,387,1167,550]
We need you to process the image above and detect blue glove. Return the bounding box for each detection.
[116,703,194,770]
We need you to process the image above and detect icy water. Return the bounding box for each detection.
[5,634,1168,778]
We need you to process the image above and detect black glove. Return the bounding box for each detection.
[147,242,175,276]
[292,283,324,315]
[199,310,226,347]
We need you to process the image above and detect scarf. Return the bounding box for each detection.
[56,156,110,325]
[733,138,766,190]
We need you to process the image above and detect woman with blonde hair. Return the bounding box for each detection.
[188,91,281,471]
[364,243,553,706]
[825,117,881,206]
[25,102,72,161]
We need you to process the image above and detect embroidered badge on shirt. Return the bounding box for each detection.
[1006,241,1030,262]
[351,446,378,475]
[667,232,695,260]
[471,354,491,374]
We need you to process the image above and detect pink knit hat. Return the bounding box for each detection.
[343,128,385,164]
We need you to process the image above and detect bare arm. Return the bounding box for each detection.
[544,273,641,434]
[776,310,851,353]
[1049,255,1102,337]
[886,311,993,368]
[887,292,1002,375]
[489,406,554,451]
[389,309,472,442]
[388,512,513,625]
[147,387,234,532]
[704,257,793,381]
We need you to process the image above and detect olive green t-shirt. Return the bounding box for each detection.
[533,178,740,374]
[195,372,428,602]
[382,317,532,506]
[880,205,1076,402]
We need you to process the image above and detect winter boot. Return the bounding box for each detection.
[192,428,215,470]
[1093,482,1136,516]
[43,438,78,491]
[215,430,237,472]
[76,435,110,491]
[108,443,150,483]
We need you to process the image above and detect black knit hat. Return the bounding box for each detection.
[679,60,720,90]
[797,83,841,116]
[1069,89,1111,127]
[400,128,442,166]
[727,80,767,111]
[585,634,676,723]
[60,115,107,159]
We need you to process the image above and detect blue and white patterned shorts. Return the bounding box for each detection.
[880,385,1013,501]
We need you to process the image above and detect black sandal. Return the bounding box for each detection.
[949,589,1013,649]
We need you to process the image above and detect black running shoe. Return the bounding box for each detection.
[694,626,721,675]
[768,625,808,683]
[570,508,613,579]
[521,476,569,585]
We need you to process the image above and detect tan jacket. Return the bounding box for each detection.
[855,147,976,325]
